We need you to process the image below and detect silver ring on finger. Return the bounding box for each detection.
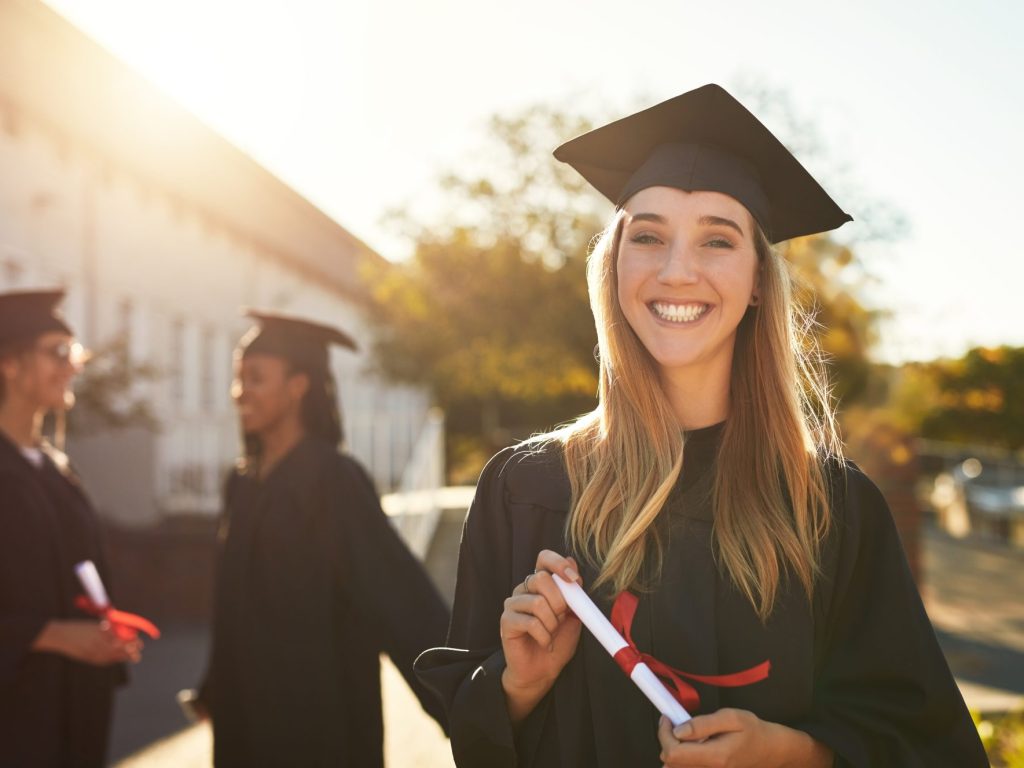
[523,571,536,592]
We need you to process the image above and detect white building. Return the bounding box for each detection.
[0,0,439,527]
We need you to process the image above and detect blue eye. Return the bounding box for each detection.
[705,238,734,249]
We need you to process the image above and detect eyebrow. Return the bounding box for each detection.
[627,212,746,236]
[698,215,745,236]
[628,212,667,225]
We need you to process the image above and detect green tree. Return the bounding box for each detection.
[783,234,884,404]
[362,106,608,472]
[67,338,160,436]
[918,346,1024,450]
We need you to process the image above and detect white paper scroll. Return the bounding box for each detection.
[74,560,110,608]
[552,573,691,726]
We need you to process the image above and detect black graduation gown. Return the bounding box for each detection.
[415,424,988,767]
[201,436,450,768]
[0,432,124,768]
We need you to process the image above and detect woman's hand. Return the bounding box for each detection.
[33,619,144,666]
[657,709,834,768]
[500,549,583,723]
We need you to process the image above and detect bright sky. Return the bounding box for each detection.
[43,0,1024,364]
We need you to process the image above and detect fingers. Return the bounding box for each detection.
[659,715,716,766]
[501,606,554,648]
[657,715,678,752]
[123,638,144,663]
[674,708,748,741]
[505,591,560,636]
[534,549,582,585]
[501,549,585,653]
[658,710,758,766]
[504,549,582,638]
[96,623,143,663]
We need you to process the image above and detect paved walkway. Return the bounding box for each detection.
[109,506,470,767]
[920,523,1024,712]
[110,514,1023,766]
[113,656,454,768]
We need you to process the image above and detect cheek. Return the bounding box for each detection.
[616,256,643,307]
[20,364,48,392]
[709,257,757,298]
[251,382,289,413]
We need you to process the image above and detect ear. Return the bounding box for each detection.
[750,264,762,306]
[286,370,310,403]
[0,354,21,383]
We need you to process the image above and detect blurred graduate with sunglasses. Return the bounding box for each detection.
[0,289,142,767]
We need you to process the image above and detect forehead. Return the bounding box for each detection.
[623,187,752,226]
[237,353,289,372]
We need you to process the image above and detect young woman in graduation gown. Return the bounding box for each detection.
[415,85,988,767]
[193,311,450,767]
[0,290,141,768]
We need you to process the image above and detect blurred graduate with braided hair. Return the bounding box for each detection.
[191,310,449,767]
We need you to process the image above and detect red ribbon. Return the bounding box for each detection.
[609,591,769,712]
[74,595,161,640]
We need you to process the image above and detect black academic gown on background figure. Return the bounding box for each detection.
[201,436,450,768]
[0,432,124,768]
[415,424,988,768]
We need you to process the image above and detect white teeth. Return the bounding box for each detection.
[651,302,709,323]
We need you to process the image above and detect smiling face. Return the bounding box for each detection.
[231,354,308,439]
[0,332,82,412]
[616,187,760,386]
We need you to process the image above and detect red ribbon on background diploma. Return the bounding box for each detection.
[610,591,769,712]
[74,595,161,640]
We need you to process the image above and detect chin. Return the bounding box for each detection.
[38,390,72,412]
[239,416,266,435]
[649,348,705,370]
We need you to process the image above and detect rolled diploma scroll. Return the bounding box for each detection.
[74,560,110,608]
[552,573,691,726]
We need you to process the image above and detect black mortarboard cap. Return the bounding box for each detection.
[239,309,357,373]
[553,83,852,243]
[0,289,73,347]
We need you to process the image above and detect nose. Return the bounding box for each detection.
[657,242,699,285]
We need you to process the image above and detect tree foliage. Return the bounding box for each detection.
[362,105,608,450]
[917,346,1024,451]
[783,234,883,403]
[67,339,160,436]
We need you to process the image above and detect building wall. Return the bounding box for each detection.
[0,11,432,527]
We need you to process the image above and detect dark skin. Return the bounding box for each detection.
[190,352,310,721]
[232,354,310,480]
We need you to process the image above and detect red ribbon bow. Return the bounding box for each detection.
[609,591,769,712]
[74,595,161,640]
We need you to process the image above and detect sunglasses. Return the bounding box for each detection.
[35,340,89,367]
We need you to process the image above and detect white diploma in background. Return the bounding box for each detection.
[74,560,110,607]
[553,573,692,727]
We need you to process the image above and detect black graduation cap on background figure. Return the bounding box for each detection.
[237,309,359,451]
[554,83,852,243]
[238,309,358,372]
[0,289,73,347]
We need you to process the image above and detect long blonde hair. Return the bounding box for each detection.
[551,210,841,620]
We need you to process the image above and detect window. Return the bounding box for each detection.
[201,326,216,412]
[170,317,185,406]
[118,298,133,361]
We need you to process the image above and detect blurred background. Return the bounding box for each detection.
[1,0,1021,764]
